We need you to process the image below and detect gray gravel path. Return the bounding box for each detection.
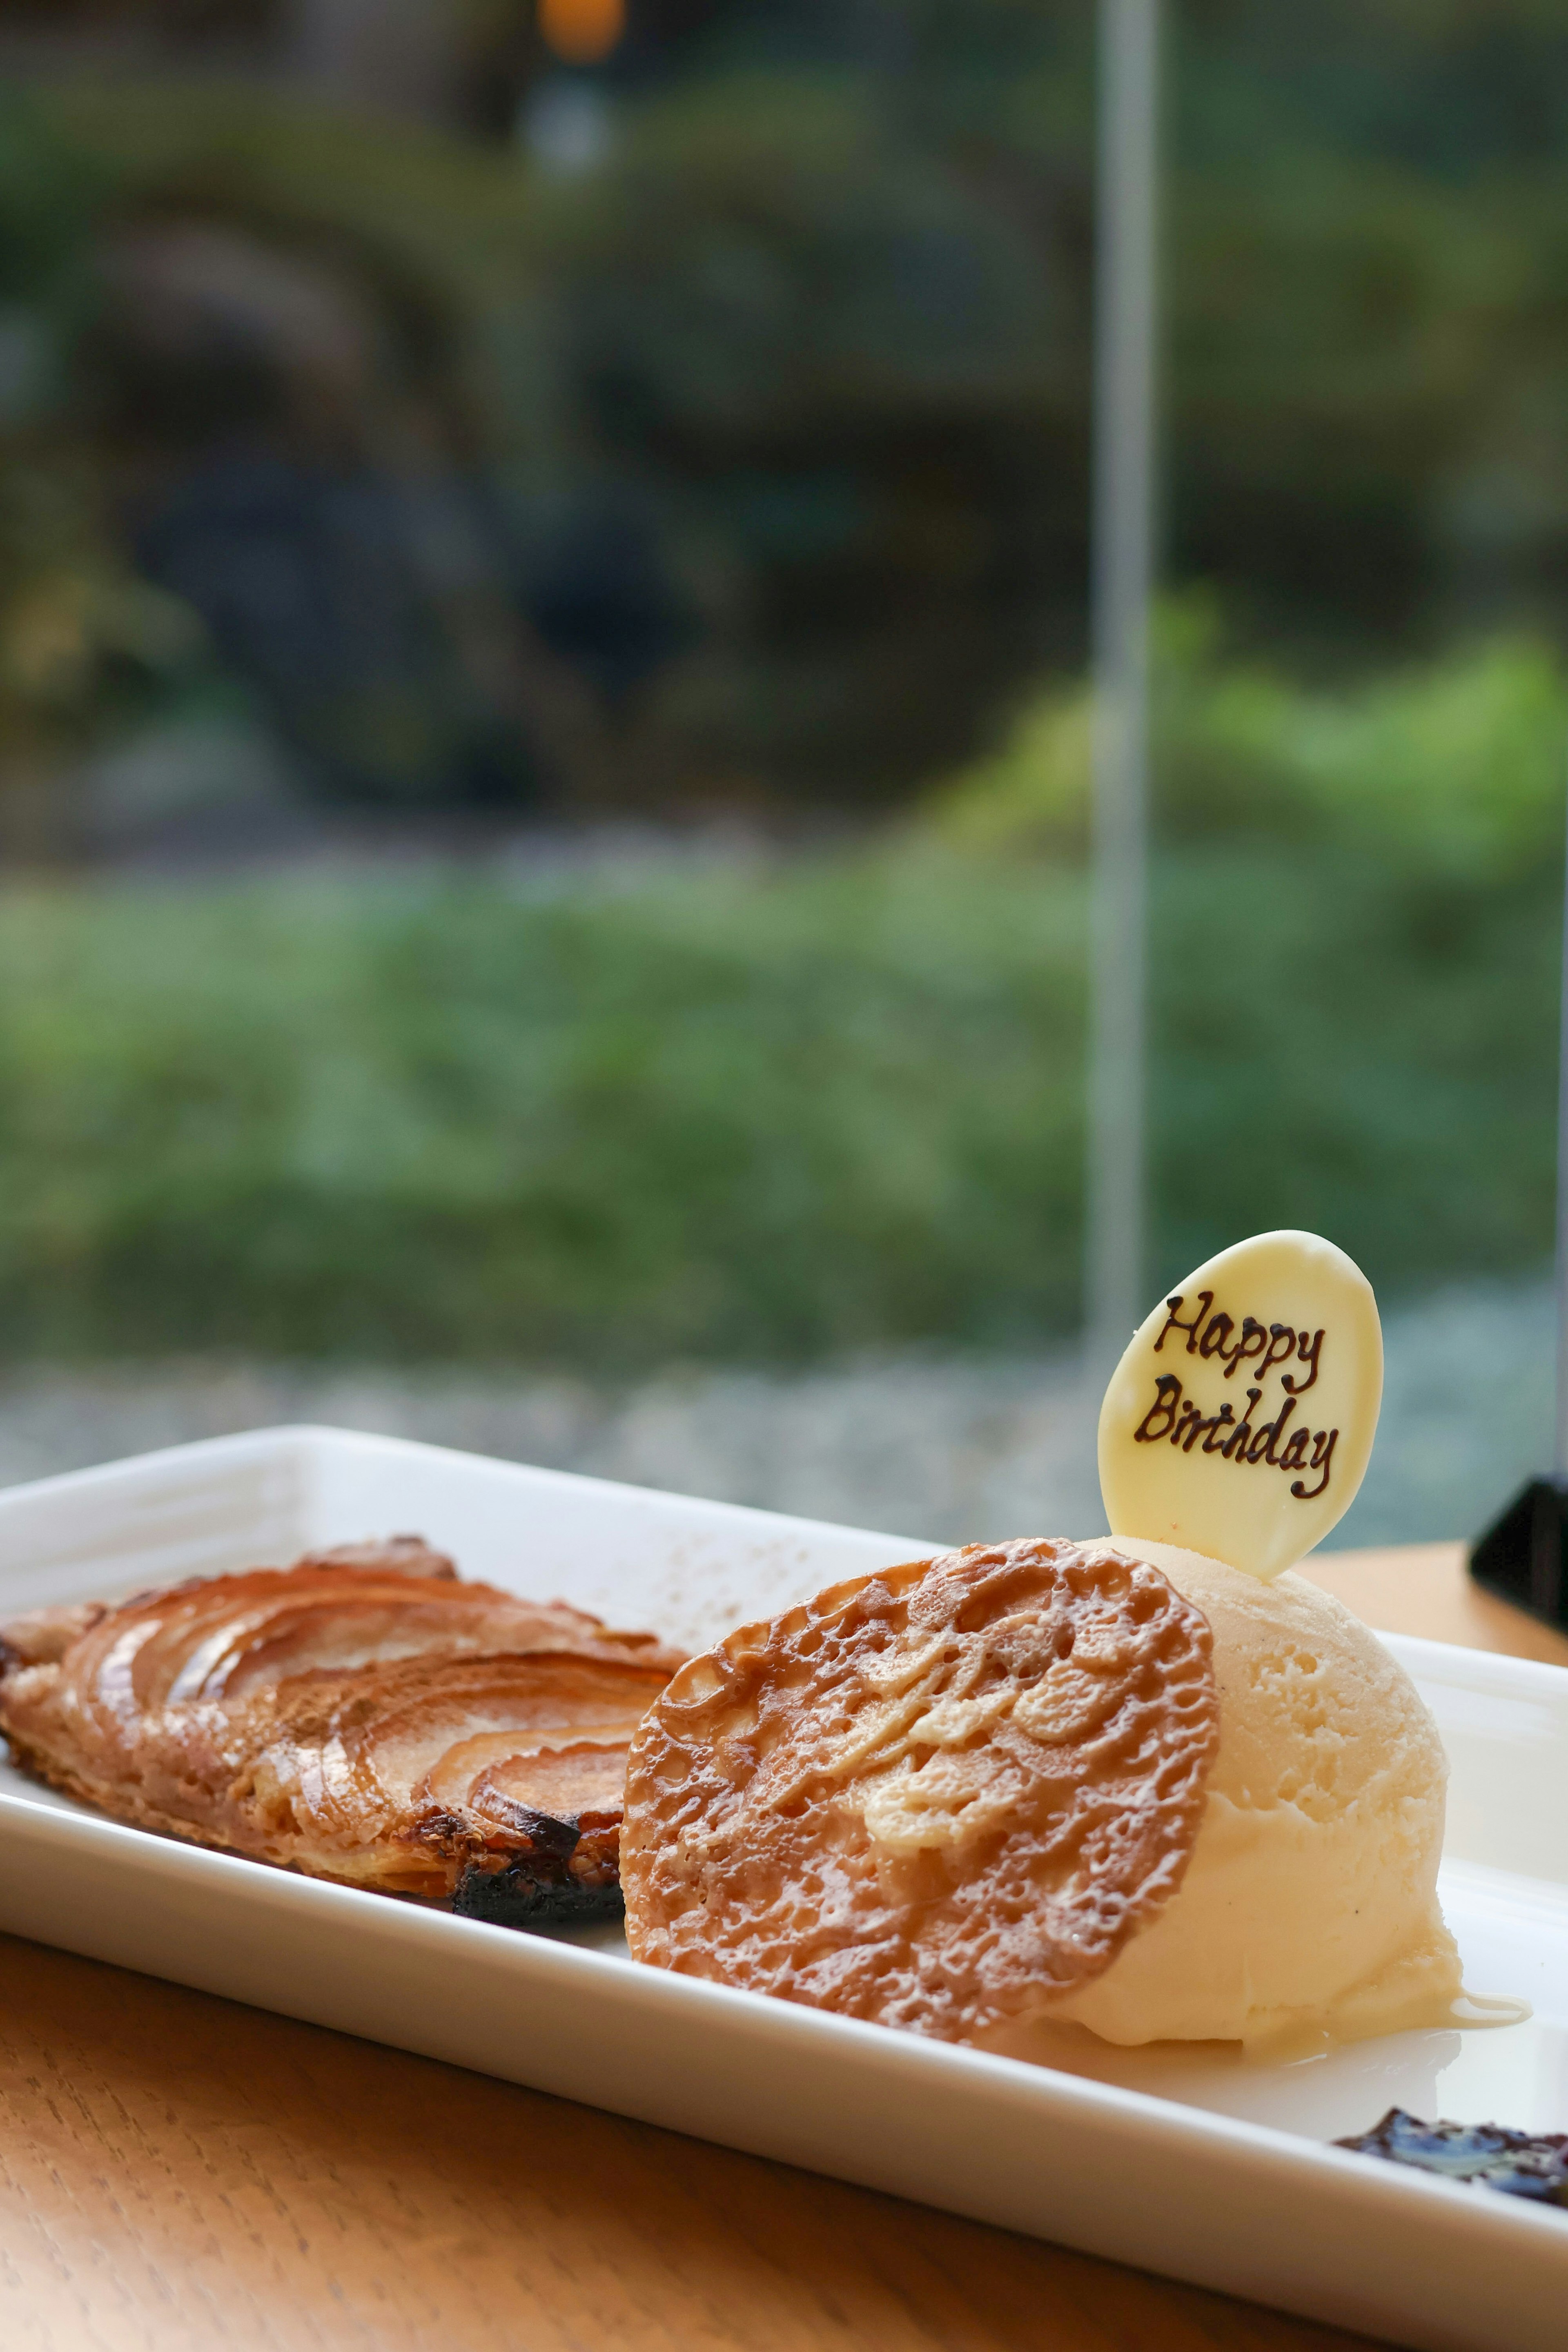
[0,1276,1549,1552]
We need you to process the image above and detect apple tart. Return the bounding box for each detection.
[0,1537,682,1922]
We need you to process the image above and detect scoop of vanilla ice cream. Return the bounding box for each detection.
[1040,1539,1462,2050]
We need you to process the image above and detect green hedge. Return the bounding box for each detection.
[0,622,1560,1365]
[0,878,1554,1365]
[0,855,1088,1362]
[933,604,1568,876]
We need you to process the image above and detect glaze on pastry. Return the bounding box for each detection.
[0,1538,682,1920]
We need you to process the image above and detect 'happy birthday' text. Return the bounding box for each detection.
[1130,1290,1339,1500]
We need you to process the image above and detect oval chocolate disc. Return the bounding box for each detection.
[1098,1228,1383,1581]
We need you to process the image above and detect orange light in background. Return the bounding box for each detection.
[538,0,626,65]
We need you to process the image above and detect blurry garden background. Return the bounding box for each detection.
[0,0,1565,1545]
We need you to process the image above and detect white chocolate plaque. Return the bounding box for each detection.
[1097,1229,1383,1581]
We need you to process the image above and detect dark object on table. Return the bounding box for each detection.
[1336,2108,1568,2205]
[1470,1478,1568,1630]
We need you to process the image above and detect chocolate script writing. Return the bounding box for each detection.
[1133,1290,1339,1501]
[1153,1291,1322,1393]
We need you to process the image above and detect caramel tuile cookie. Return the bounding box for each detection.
[621,1537,1220,2042]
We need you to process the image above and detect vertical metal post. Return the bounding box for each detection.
[1555,793,1568,1475]
[1086,0,1160,1372]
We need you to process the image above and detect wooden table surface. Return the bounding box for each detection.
[2,1539,1560,2352]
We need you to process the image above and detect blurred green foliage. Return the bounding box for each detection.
[0,619,1558,1365]
[0,855,1087,1361]
[1,5,1564,1369]
[933,601,1568,880]
[0,94,207,853]
[6,0,1568,814]
[33,64,1084,807]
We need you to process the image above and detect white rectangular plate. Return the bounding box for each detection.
[0,1425,1563,2352]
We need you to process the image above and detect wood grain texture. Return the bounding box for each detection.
[0,1539,1542,2352]
[0,1934,1374,2352]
